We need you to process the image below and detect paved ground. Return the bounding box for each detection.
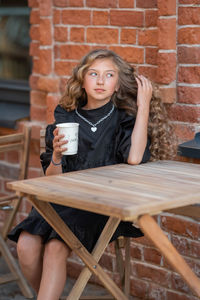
[0,257,136,300]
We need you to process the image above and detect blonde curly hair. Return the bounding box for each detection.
[59,49,177,161]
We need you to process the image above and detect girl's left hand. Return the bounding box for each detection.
[135,75,153,109]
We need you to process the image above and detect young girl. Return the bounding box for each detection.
[8,49,176,300]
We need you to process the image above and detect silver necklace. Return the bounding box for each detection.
[75,104,114,132]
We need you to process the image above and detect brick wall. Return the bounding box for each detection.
[1,0,200,299]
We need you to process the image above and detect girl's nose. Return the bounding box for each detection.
[97,74,104,84]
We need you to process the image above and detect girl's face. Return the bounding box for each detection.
[83,58,119,109]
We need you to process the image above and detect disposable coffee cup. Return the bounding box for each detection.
[56,123,79,155]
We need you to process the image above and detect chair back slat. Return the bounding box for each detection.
[0,143,23,152]
[0,133,24,144]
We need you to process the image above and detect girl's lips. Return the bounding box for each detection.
[95,89,105,92]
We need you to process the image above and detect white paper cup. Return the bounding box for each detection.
[56,123,79,155]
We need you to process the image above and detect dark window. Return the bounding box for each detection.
[0,0,31,129]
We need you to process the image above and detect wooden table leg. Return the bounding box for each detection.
[67,217,120,300]
[138,214,200,298]
[30,196,129,300]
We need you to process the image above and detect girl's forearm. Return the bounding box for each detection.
[127,107,149,165]
[46,154,63,176]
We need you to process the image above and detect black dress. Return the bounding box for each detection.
[8,101,151,252]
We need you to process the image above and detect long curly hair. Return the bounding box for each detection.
[59,49,177,161]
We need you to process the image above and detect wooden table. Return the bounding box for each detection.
[7,160,200,299]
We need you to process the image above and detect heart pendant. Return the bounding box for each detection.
[91,127,97,132]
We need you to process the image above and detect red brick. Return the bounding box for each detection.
[37,77,60,93]
[60,77,69,94]
[160,215,200,239]
[6,151,19,164]
[110,46,144,64]
[32,58,40,73]
[145,10,158,27]
[138,29,158,46]
[148,283,166,300]
[146,47,157,65]
[178,46,200,64]
[135,262,171,288]
[171,235,200,259]
[119,0,134,7]
[157,52,176,84]
[29,41,39,57]
[40,18,52,45]
[39,0,52,16]
[157,0,176,16]
[28,139,41,168]
[69,0,84,6]
[178,66,200,84]
[179,0,200,3]
[29,75,39,90]
[130,277,149,298]
[46,95,60,124]
[53,0,69,6]
[130,243,142,260]
[178,86,200,104]
[99,253,114,271]
[143,247,162,265]
[158,18,176,49]
[110,10,143,27]
[30,123,44,140]
[31,90,47,106]
[54,45,60,59]
[28,0,39,8]
[70,27,85,43]
[87,28,118,44]
[158,87,176,104]
[53,9,61,24]
[136,0,157,8]
[92,11,109,25]
[28,167,43,179]
[166,290,198,300]
[30,9,40,24]
[39,49,52,75]
[138,66,157,82]
[60,45,91,59]
[86,0,117,8]
[54,26,68,42]
[55,61,77,76]
[178,27,200,44]
[30,25,40,41]
[173,123,197,142]
[121,29,136,44]
[179,7,200,25]
[30,105,47,122]
[62,9,91,25]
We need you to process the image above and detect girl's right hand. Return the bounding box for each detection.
[52,127,68,161]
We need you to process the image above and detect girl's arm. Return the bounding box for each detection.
[46,127,68,175]
[127,75,152,165]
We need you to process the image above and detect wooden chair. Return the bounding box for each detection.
[0,126,33,298]
[40,129,131,299]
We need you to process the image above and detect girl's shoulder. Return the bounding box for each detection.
[116,108,136,126]
[54,105,75,123]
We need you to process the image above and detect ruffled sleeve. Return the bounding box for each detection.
[115,112,151,164]
[40,124,56,174]
[40,105,69,174]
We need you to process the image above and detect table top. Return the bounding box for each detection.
[7,160,200,221]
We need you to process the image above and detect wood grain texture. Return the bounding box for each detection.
[8,161,200,221]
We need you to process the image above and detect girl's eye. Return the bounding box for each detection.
[106,73,114,78]
[89,72,97,77]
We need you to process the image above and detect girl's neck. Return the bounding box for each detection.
[82,100,110,110]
